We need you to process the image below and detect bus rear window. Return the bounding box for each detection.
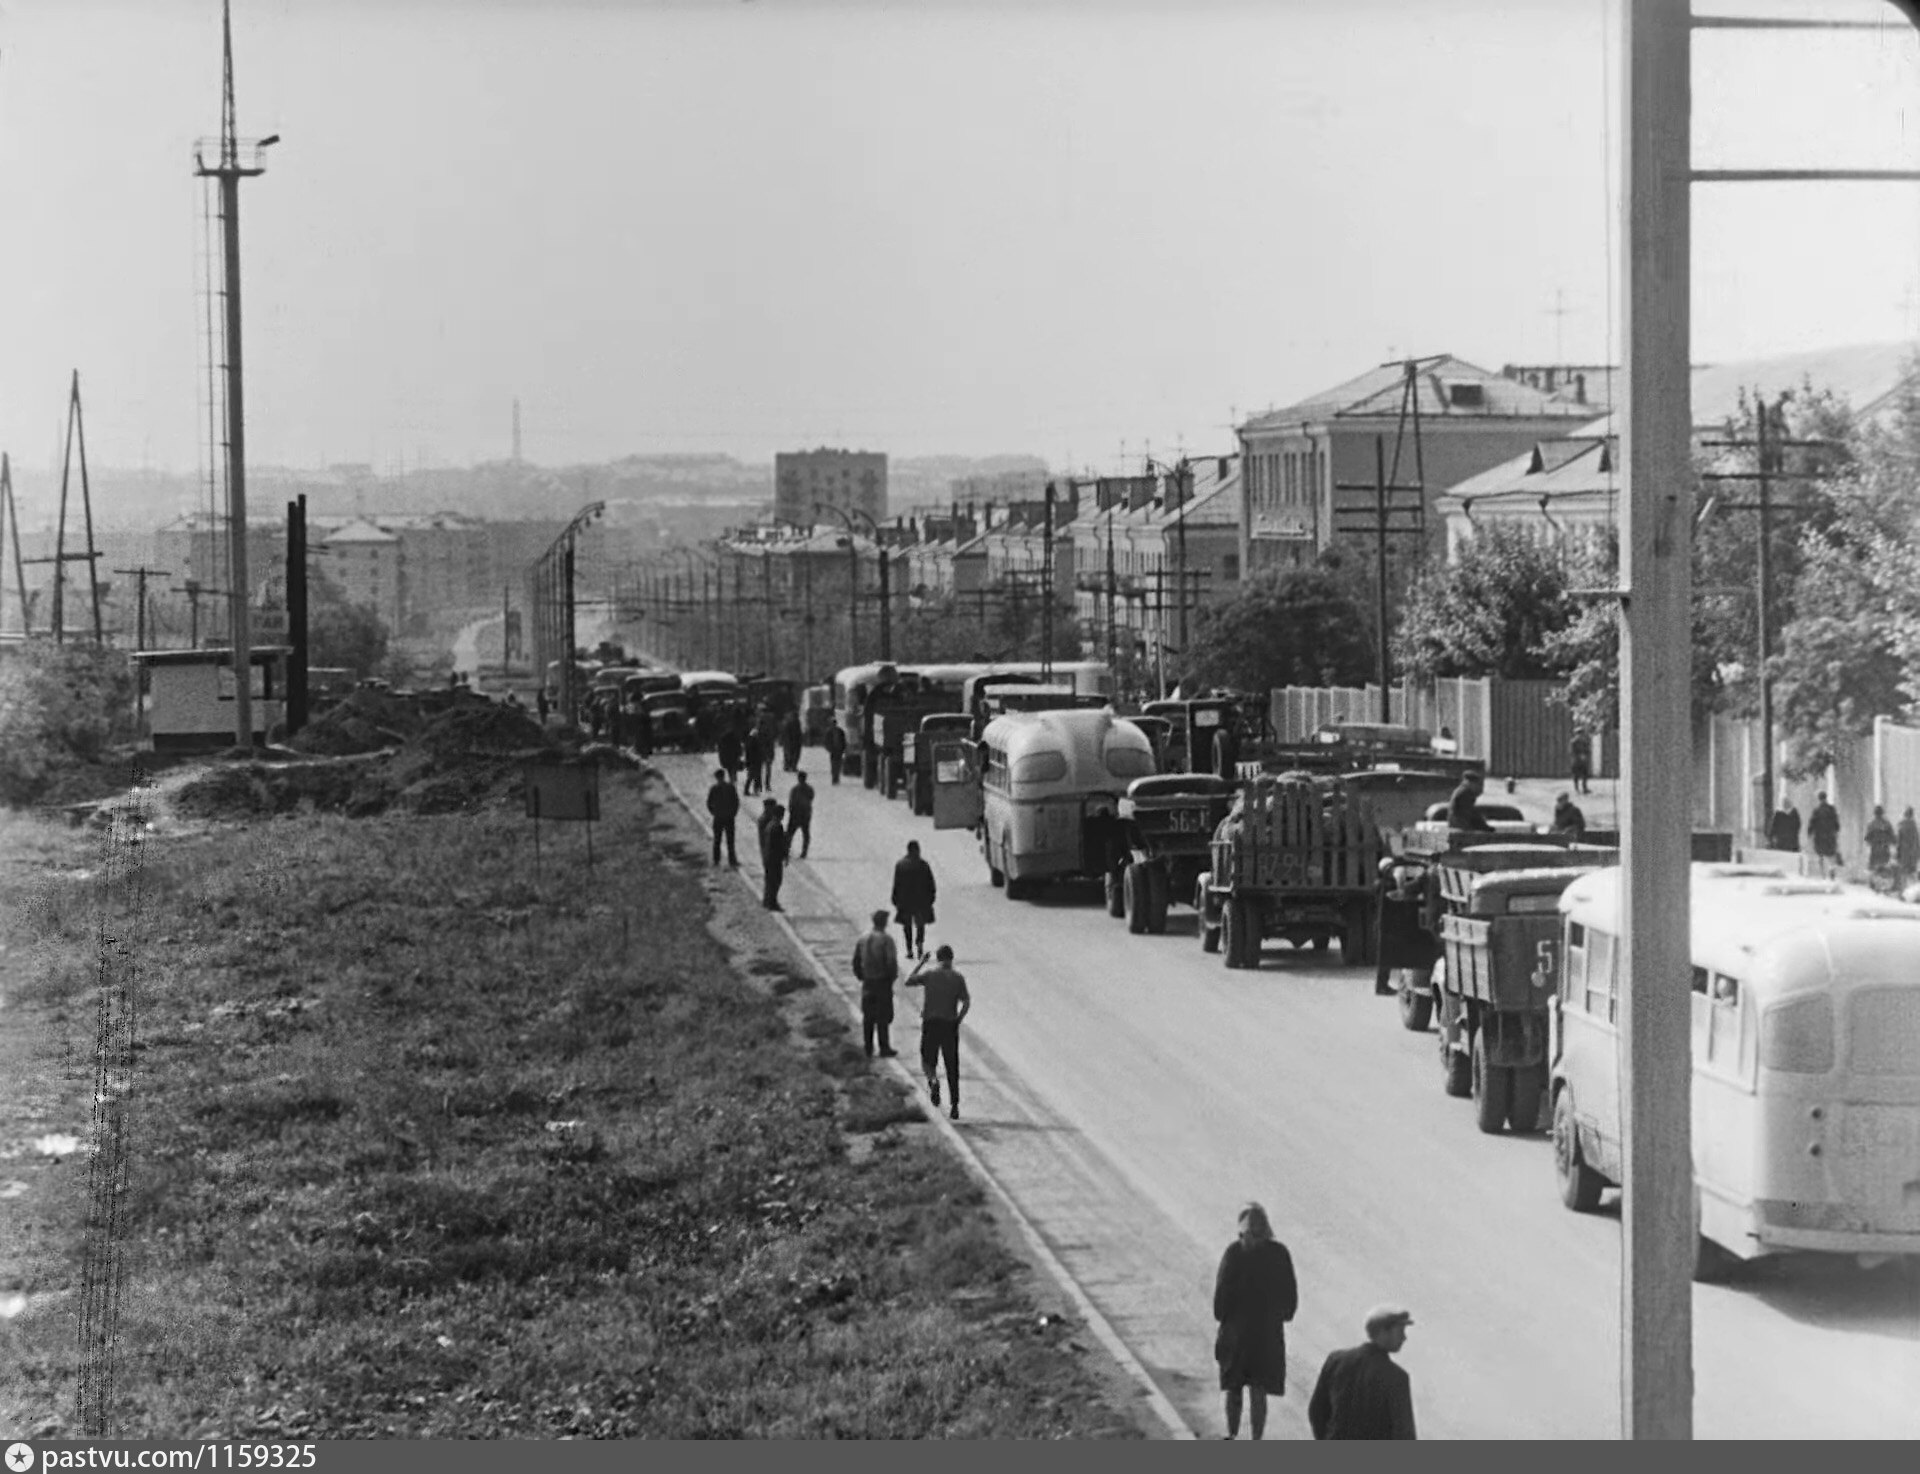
[1106,747,1154,779]
[1848,990,1920,1075]
[1762,995,1835,1075]
[1012,751,1068,784]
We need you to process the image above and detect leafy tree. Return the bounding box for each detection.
[307,568,390,678]
[0,642,137,806]
[1392,523,1577,682]
[1179,566,1373,693]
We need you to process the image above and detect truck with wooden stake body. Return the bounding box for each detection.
[1194,773,1388,967]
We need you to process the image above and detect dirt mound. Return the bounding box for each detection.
[289,688,430,757]
[415,702,551,763]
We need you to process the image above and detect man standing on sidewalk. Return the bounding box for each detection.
[705,768,739,868]
[906,943,969,1121]
[786,770,816,859]
[758,798,789,910]
[852,909,901,1058]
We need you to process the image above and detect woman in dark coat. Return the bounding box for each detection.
[1213,1201,1298,1440]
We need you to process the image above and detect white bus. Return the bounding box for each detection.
[977,707,1155,900]
[1552,863,1920,1277]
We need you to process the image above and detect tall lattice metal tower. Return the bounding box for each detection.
[192,0,277,745]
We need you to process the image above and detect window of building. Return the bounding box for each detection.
[1221,554,1239,581]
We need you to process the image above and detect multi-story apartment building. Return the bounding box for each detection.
[774,448,887,529]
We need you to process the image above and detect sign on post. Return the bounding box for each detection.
[523,760,601,875]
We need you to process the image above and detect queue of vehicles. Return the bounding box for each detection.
[811,667,1920,1281]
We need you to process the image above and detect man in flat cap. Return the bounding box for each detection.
[1307,1305,1417,1440]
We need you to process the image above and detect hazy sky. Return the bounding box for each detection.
[2,0,1918,478]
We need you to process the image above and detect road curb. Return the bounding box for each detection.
[649,761,1197,1441]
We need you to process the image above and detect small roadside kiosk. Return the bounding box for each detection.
[129,646,293,751]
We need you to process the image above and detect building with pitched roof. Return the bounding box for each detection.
[1436,341,1919,557]
[1235,354,1604,580]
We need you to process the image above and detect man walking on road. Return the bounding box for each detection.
[786,771,816,859]
[892,840,937,959]
[826,722,847,785]
[758,798,789,910]
[743,728,767,797]
[705,768,739,868]
[852,909,902,1058]
[1308,1306,1418,1440]
[907,943,969,1121]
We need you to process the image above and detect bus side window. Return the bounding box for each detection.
[1563,921,1587,1010]
[1709,973,1741,1067]
[1585,929,1616,1021]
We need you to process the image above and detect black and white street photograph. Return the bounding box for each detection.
[5,0,1920,1444]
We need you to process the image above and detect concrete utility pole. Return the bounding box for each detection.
[194,0,278,747]
[285,494,308,734]
[1619,0,1693,1440]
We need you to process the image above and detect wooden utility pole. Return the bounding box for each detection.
[1619,0,1693,1440]
[42,372,107,644]
[112,565,172,650]
[286,495,309,734]
[1373,437,1391,720]
[0,455,29,636]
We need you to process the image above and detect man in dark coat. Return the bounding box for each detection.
[742,729,767,796]
[780,710,804,773]
[757,799,789,910]
[1213,1202,1298,1440]
[1809,790,1842,872]
[891,839,937,959]
[852,909,901,1058]
[1308,1305,1417,1440]
[705,768,739,868]
[1768,800,1802,853]
[826,723,848,785]
[1569,731,1593,796]
[1899,806,1920,881]
[717,724,744,785]
[1447,771,1493,832]
[786,771,816,859]
[1551,792,1587,841]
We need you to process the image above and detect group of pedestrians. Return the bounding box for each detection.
[849,855,964,1120]
[1768,791,1920,883]
[705,765,815,911]
[713,751,1417,1438]
[1213,1203,1417,1440]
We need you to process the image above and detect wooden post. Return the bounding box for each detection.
[1620,0,1693,1440]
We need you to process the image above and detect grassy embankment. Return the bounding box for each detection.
[0,771,1150,1438]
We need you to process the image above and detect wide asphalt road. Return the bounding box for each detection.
[656,752,1920,1439]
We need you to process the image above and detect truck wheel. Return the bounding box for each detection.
[1471,1032,1512,1135]
[1507,1060,1547,1135]
[1222,895,1246,969]
[1225,896,1260,970]
[1105,868,1128,920]
[1197,876,1223,953]
[1553,1088,1605,1212]
[1124,863,1149,934]
[1145,864,1171,934]
[1396,971,1434,1032]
